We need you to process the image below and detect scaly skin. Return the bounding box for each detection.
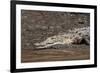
[34,27,90,48]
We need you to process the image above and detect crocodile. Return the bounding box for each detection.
[34,27,90,48]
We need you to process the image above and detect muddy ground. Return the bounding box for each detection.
[21,10,90,63]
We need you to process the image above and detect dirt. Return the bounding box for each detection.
[21,10,90,63]
[21,45,90,62]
